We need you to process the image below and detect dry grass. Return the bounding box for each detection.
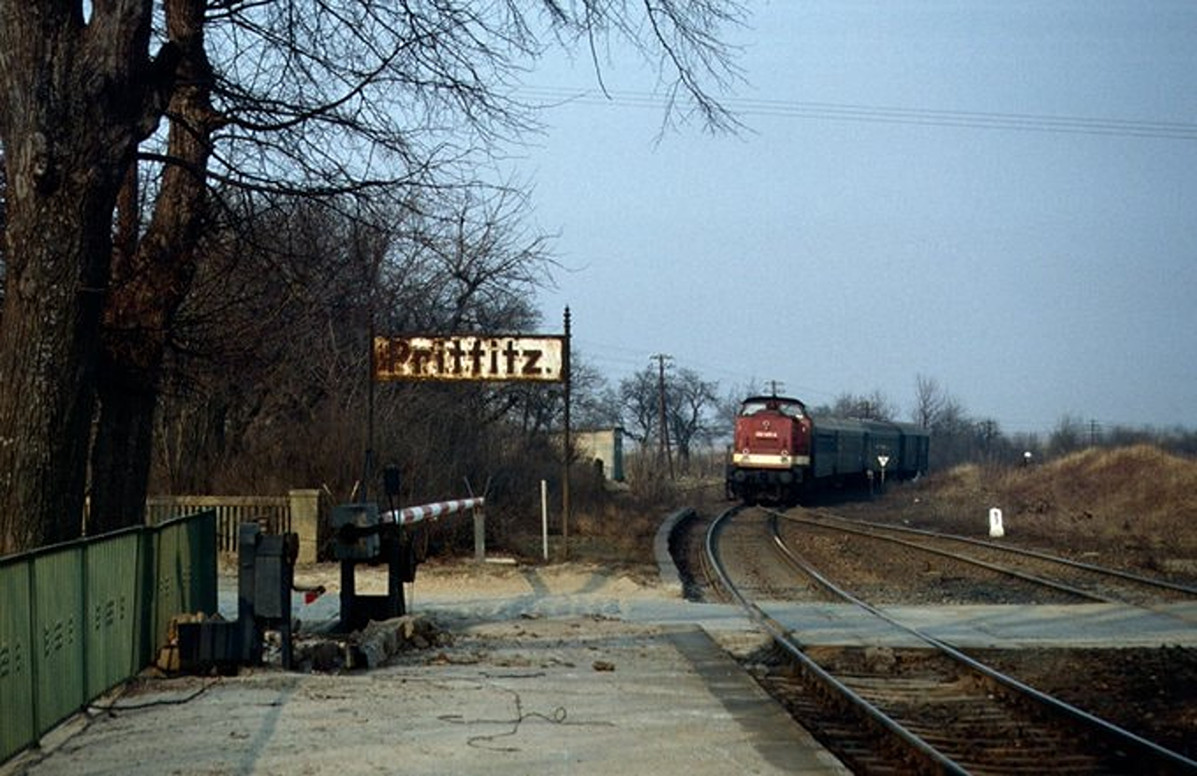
[553,474,727,565]
[498,481,679,565]
[866,445,1197,570]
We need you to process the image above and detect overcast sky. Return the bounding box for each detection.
[516,1,1196,434]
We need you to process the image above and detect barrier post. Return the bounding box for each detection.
[289,489,321,564]
[473,503,486,562]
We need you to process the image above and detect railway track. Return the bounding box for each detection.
[703,506,1197,774]
[786,509,1197,612]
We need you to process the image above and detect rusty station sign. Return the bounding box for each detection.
[373,335,566,382]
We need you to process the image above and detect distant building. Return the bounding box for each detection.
[574,428,625,482]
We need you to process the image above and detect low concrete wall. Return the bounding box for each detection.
[654,507,697,596]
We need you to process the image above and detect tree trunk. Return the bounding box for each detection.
[0,180,113,552]
[88,374,158,534]
[0,3,168,554]
[89,0,214,533]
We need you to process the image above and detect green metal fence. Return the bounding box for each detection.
[0,511,217,765]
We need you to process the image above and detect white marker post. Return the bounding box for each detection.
[989,507,1005,538]
[877,455,890,489]
[541,480,549,561]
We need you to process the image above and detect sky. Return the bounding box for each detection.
[514,1,1197,435]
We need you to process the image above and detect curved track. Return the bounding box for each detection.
[705,506,1197,774]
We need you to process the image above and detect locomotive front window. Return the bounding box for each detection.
[740,399,805,418]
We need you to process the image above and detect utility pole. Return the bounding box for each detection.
[651,353,674,479]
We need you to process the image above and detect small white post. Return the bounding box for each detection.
[989,507,1005,538]
[541,479,549,561]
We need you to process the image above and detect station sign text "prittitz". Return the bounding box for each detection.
[373,335,565,382]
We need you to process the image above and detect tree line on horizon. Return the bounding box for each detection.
[580,368,1197,476]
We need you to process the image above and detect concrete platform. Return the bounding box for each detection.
[8,620,849,776]
[10,548,1193,775]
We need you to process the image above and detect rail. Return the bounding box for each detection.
[704,506,967,774]
[803,510,1197,599]
[699,510,1197,771]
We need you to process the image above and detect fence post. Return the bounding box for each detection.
[289,489,321,564]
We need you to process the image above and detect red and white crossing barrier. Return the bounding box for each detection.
[381,497,486,527]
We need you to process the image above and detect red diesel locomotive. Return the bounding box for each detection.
[725,394,930,505]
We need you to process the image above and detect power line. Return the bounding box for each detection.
[518,86,1197,141]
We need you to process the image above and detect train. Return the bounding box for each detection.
[725,394,930,505]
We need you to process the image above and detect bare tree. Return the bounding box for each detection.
[666,367,719,468]
[571,363,622,430]
[913,373,946,428]
[926,395,976,469]
[0,0,746,553]
[1048,414,1089,458]
[713,380,764,444]
[151,196,369,493]
[154,185,553,494]
[618,363,719,470]
[829,390,897,421]
[618,367,661,445]
[377,186,552,334]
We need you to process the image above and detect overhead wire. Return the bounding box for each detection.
[517,86,1197,141]
[525,86,1194,428]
